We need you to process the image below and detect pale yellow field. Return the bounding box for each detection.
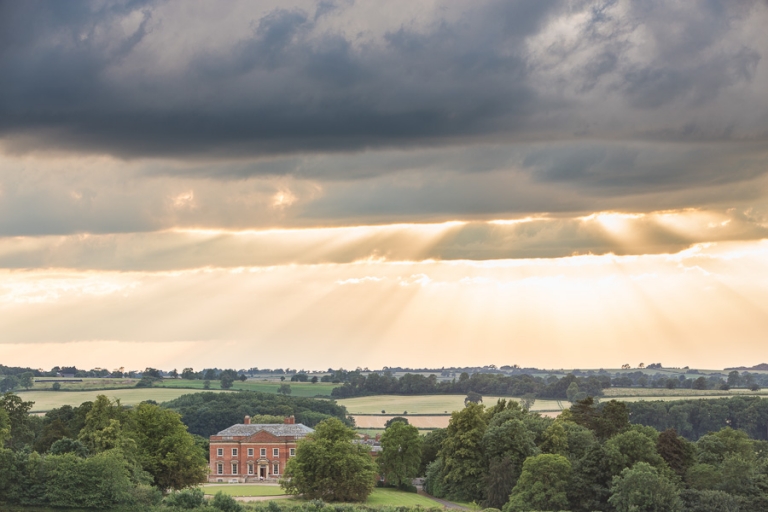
[16,388,231,412]
[337,395,566,415]
[353,415,452,429]
[604,387,768,397]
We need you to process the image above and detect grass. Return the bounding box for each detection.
[364,488,443,507]
[338,395,564,415]
[26,377,337,397]
[16,388,232,412]
[203,484,288,497]
[202,486,440,507]
[158,379,337,397]
[604,387,768,397]
[30,378,140,391]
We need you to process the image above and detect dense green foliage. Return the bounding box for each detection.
[0,392,207,509]
[424,396,768,511]
[626,395,768,440]
[281,418,378,502]
[378,422,422,487]
[162,391,351,437]
[331,371,607,399]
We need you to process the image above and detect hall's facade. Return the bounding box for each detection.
[208,415,313,482]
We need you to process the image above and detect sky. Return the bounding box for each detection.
[1,0,768,372]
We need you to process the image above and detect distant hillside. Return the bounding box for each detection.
[725,363,768,371]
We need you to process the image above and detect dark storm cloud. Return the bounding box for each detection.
[1,0,765,160]
[0,0,557,157]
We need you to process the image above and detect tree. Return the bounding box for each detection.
[566,382,580,402]
[384,416,409,428]
[181,368,196,380]
[52,382,61,391]
[127,402,208,491]
[278,383,292,395]
[519,393,536,411]
[727,371,742,388]
[143,367,162,379]
[203,380,210,389]
[465,391,483,405]
[0,376,19,393]
[378,421,422,487]
[604,428,666,476]
[693,376,708,390]
[441,402,487,501]
[420,428,447,476]
[608,462,682,512]
[595,400,630,440]
[311,376,319,384]
[0,407,10,446]
[504,454,572,512]
[169,369,179,379]
[656,428,695,477]
[484,456,516,509]
[696,427,754,465]
[482,411,537,505]
[281,418,377,502]
[18,372,34,390]
[49,438,89,457]
[220,374,235,389]
[0,393,34,450]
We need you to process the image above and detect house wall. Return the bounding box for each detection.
[208,432,298,482]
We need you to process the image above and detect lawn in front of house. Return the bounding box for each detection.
[202,486,441,508]
[203,484,288,497]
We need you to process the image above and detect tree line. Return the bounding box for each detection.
[330,371,608,400]
[161,390,352,437]
[0,392,207,509]
[626,395,768,441]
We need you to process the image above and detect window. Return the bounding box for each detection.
[273,448,279,457]
[232,448,238,456]
[260,448,266,457]
[273,463,279,475]
[248,464,254,475]
[232,463,238,475]
[248,448,254,457]
[217,464,223,475]
[217,448,223,457]
[290,448,295,457]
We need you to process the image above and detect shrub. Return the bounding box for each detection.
[211,491,244,512]
[164,488,206,509]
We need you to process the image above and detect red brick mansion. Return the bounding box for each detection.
[208,415,313,482]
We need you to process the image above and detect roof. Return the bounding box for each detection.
[215,423,314,438]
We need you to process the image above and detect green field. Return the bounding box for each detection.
[339,395,565,415]
[342,390,768,424]
[26,377,337,397]
[157,379,337,397]
[203,484,288,497]
[17,388,231,412]
[31,378,141,391]
[604,387,768,397]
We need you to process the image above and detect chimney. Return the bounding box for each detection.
[284,415,295,424]
[244,415,251,425]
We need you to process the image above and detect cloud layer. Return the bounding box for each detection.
[1,0,766,158]
[1,1,768,369]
